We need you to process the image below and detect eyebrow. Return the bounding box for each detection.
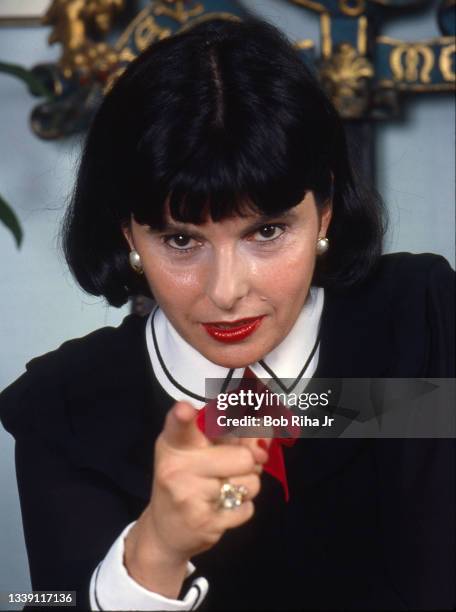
[155,210,299,237]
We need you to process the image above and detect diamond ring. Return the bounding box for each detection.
[218,482,248,510]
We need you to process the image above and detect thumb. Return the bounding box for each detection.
[161,401,209,450]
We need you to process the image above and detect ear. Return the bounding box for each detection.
[121,221,134,251]
[319,200,332,237]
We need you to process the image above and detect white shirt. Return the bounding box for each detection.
[90,287,324,610]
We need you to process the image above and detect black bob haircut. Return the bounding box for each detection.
[63,16,386,307]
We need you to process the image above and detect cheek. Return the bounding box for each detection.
[142,258,203,306]
[252,242,317,299]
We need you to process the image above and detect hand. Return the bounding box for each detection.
[124,401,269,596]
[148,401,269,557]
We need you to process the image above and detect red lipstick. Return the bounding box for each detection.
[202,316,264,343]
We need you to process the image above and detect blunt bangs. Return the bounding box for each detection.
[63,16,385,307]
[131,122,330,229]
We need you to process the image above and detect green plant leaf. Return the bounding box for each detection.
[0,194,23,248]
[0,60,54,99]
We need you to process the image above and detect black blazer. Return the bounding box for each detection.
[1,253,455,611]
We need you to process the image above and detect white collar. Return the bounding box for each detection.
[145,287,324,408]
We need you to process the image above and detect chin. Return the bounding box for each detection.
[203,344,269,370]
[210,355,254,369]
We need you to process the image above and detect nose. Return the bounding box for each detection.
[205,248,249,310]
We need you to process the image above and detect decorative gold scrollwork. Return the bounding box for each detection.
[103,47,137,92]
[295,39,315,50]
[152,0,205,24]
[319,42,374,118]
[134,14,172,52]
[357,16,368,56]
[390,44,435,83]
[320,13,332,59]
[43,0,125,79]
[338,0,365,17]
[439,43,456,82]
[288,0,327,14]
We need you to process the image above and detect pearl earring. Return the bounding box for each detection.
[316,237,329,255]
[129,250,143,274]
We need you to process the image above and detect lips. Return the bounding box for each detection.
[202,316,265,343]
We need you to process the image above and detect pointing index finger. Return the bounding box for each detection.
[161,402,210,450]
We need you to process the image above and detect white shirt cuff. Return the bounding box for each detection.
[89,522,209,611]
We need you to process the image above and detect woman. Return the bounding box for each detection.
[0,16,454,611]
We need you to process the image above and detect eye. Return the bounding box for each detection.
[252,224,286,242]
[163,234,199,251]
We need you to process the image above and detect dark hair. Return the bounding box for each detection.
[63,16,385,307]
